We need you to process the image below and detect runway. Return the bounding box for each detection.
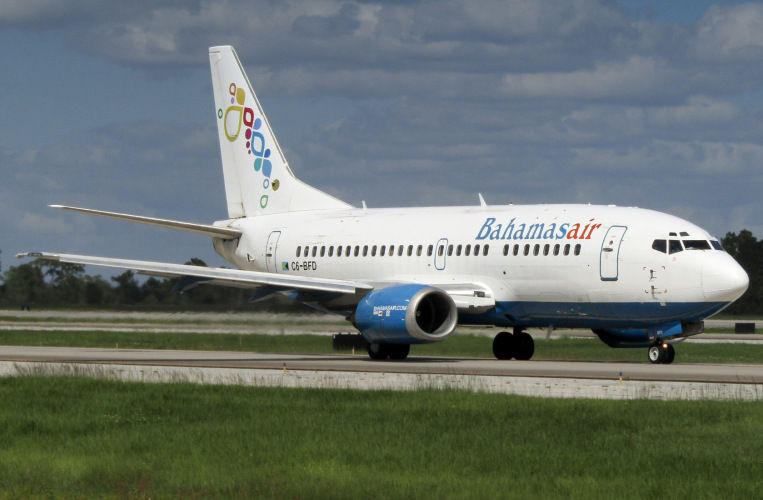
[1,345,761,400]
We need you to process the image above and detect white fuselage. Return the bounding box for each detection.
[213,203,747,329]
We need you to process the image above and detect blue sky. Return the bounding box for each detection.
[2,0,762,275]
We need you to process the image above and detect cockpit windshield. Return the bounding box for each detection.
[652,236,723,254]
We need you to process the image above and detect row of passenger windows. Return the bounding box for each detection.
[503,243,582,257]
[295,242,583,258]
[652,239,723,254]
[296,244,490,258]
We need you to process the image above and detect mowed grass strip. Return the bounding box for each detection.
[1,330,762,364]
[0,376,761,499]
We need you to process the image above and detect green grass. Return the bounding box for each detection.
[1,329,762,364]
[0,376,761,499]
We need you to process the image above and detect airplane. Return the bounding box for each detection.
[18,45,749,364]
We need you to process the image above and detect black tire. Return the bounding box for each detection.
[388,344,411,360]
[514,331,535,361]
[648,344,664,364]
[492,331,516,360]
[663,344,675,364]
[367,342,389,360]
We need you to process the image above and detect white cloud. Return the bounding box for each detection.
[693,3,763,62]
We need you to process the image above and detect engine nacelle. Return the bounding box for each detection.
[593,321,703,348]
[355,284,458,344]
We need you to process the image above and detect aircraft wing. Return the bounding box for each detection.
[17,252,369,295]
[16,253,494,312]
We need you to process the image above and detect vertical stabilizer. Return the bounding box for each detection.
[209,46,351,218]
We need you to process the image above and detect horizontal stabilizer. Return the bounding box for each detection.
[17,252,370,295]
[50,205,242,239]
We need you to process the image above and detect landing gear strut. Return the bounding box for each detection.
[492,327,535,360]
[367,343,410,360]
[648,343,675,364]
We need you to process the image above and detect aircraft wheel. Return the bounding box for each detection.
[648,345,663,364]
[388,344,411,360]
[367,343,389,360]
[663,344,675,364]
[514,331,535,360]
[493,331,516,360]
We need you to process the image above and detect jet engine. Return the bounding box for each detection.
[354,284,458,344]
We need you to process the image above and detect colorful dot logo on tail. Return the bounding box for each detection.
[218,82,280,209]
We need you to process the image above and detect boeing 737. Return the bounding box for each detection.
[19,46,749,364]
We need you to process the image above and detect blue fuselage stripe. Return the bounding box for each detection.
[459,301,730,328]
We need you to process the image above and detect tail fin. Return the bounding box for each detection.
[209,46,351,218]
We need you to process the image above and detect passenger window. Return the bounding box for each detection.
[683,240,711,250]
[312,247,318,258]
[503,244,509,256]
[456,245,462,256]
[417,245,423,257]
[523,244,530,256]
[483,244,489,256]
[474,244,480,256]
[398,245,404,256]
[296,246,302,258]
[574,244,581,256]
[533,244,539,256]
[354,246,360,257]
[328,246,334,257]
[427,245,433,257]
[652,239,667,254]
[543,244,549,256]
[448,244,454,256]
[553,244,560,256]
[438,245,444,257]
[513,244,519,256]
[380,245,386,256]
[407,245,413,256]
[363,245,369,257]
[320,246,326,257]
[371,245,377,257]
[669,240,683,254]
[563,244,570,256]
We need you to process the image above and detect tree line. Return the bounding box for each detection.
[0,230,761,313]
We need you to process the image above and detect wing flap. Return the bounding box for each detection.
[18,252,369,295]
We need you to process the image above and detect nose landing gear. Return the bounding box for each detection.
[648,343,675,364]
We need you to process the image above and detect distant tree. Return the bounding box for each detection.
[721,230,762,315]
[111,271,142,305]
[2,261,45,306]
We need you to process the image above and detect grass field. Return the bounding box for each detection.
[1,329,761,364]
[0,375,761,499]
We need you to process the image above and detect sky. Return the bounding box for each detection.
[2,0,763,276]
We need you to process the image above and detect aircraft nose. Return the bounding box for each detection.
[702,254,749,303]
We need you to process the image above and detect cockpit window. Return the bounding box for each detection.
[652,239,667,253]
[711,240,724,251]
[683,240,711,250]
[669,240,683,254]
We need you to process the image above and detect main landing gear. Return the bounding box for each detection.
[367,343,410,360]
[648,343,675,364]
[492,327,535,360]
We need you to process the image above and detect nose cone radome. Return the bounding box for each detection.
[702,254,749,303]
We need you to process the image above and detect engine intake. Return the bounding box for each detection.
[355,284,458,344]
